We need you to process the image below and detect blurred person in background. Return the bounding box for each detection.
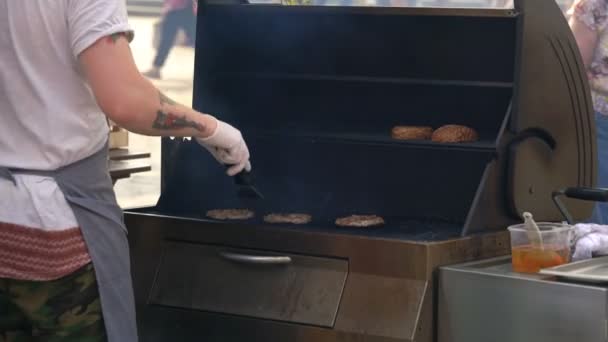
[143,0,197,79]
[569,0,608,224]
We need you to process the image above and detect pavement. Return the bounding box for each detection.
[114,15,195,209]
[126,0,163,16]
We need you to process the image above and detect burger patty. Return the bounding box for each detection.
[206,209,255,220]
[431,124,479,143]
[335,215,385,228]
[391,126,434,140]
[263,213,312,224]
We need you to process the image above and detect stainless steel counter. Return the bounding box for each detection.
[438,257,608,342]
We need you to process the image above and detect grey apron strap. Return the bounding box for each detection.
[7,146,138,342]
[65,195,137,342]
[52,145,138,342]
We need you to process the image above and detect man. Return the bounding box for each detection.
[569,0,608,224]
[0,1,250,341]
[142,0,197,79]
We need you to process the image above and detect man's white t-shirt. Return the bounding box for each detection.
[0,1,132,229]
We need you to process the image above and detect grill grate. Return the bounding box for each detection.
[144,208,463,241]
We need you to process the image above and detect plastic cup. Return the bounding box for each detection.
[507,222,572,273]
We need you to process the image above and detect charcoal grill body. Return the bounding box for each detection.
[125,0,594,340]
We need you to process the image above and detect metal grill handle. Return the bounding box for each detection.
[219,251,292,265]
[552,187,608,224]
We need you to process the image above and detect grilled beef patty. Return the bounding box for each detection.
[263,213,312,224]
[335,215,385,228]
[206,209,255,220]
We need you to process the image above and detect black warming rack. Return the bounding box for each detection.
[153,0,596,238]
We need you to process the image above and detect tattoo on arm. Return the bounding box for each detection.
[159,91,177,106]
[153,91,204,131]
[152,111,205,131]
[106,32,132,44]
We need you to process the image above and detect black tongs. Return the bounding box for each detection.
[228,166,264,200]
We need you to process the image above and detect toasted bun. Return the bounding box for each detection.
[391,126,434,140]
[431,125,479,143]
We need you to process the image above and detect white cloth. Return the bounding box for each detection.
[0,1,132,230]
[571,223,608,261]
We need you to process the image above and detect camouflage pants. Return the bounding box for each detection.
[0,264,106,342]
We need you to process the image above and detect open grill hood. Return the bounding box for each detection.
[155,0,595,236]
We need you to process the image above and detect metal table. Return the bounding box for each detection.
[439,257,608,342]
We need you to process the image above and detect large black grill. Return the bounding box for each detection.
[126,1,595,341]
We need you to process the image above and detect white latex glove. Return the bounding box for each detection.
[196,118,251,176]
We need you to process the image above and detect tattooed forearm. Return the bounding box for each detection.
[152,110,205,131]
[159,91,177,106]
[106,32,133,44]
[153,91,205,131]
[107,33,123,44]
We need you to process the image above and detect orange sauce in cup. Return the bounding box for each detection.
[511,244,570,273]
